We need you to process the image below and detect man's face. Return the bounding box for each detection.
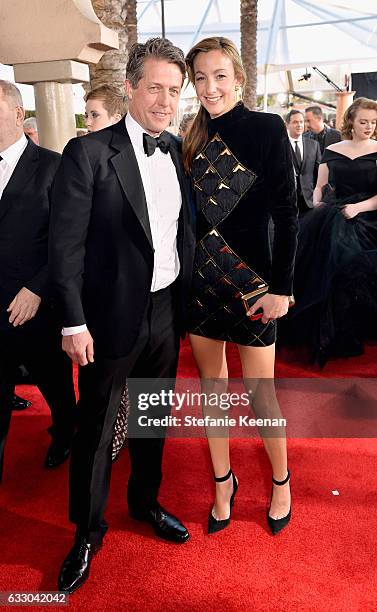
[125,58,183,135]
[0,91,24,150]
[305,111,323,134]
[23,127,38,144]
[287,113,304,139]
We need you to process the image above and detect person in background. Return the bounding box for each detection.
[11,114,37,411]
[284,97,377,364]
[286,109,321,215]
[184,37,297,537]
[84,85,127,133]
[23,116,39,144]
[304,105,341,154]
[0,81,77,479]
[178,112,196,139]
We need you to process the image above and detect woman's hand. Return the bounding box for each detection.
[341,203,362,219]
[247,293,290,324]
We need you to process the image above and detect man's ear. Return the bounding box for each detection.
[124,79,133,100]
[16,106,25,127]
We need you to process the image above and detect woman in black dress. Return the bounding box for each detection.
[183,37,298,535]
[283,97,377,364]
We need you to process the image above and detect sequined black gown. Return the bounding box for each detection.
[281,149,377,362]
[188,103,298,346]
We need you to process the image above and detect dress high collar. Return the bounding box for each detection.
[208,102,246,135]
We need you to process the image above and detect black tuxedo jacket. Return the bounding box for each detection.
[322,126,342,149]
[291,138,321,208]
[50,118,195,359]
[303,126,341,153]
[0,140,60,331]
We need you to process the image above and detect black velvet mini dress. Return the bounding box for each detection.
[187,102,298,346]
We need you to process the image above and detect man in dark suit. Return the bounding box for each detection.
[304,105,341,154]
[50,38,195,594]
[286,109,321,214]
[0,80,77,479]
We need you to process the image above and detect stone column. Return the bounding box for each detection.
[34,83,76,152]
[14,60,90,152]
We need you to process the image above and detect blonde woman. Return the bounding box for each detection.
[183,37,298,535]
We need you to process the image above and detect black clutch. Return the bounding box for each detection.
[241,286,295,320]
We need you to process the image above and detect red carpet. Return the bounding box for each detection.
[1,343,376,611]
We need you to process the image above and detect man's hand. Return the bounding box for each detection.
[247,293,290,324]
[62,330,94,366]
[7,287,41,326]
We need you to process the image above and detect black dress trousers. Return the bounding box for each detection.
[0,309,77,480]
[69,283,180,541]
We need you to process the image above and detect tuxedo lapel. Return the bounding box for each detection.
[169,137,191,226]
[0,140,39,223]
[109,120,153,248]
[301,138,307,172]
[291,144,300,175]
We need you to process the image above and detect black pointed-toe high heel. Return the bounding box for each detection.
[267,469,291,535]
[208,469,238,535]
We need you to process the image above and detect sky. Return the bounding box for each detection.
[1,0,377,111]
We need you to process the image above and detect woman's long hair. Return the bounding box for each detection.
[341,97,377,140]
[183,37,246,173]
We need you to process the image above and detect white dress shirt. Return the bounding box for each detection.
[0,134,28,199]
[289,135,304,163]
[62,112,182,336]
[126,111,182,291]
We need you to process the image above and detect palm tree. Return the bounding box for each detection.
[126,0,138,54]
[240,0,258,110]
[89,0,129,91]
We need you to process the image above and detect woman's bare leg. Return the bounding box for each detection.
[190,334,235,520]
[238,343,291,520]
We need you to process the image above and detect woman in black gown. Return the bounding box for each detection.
[283,97,377,365]
[183,37,298,535]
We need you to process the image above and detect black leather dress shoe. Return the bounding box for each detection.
[130,504,189,543]
[58,537,102,594]
[44,440,71,468]
[11,394,32,411]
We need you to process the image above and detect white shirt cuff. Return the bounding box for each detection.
[62,324,88,336]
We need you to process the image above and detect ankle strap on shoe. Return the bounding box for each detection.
[272,469,290,486]
[214,468,232,483]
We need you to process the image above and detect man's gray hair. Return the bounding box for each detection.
[0,80,23,108]
[23,116,38,131]
[126,37,186,88]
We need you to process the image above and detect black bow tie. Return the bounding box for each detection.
[143,132,170,157]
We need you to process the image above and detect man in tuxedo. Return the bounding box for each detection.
[286,109,321,214]
[304,105,341,154]
[50,38,195,594]
[0,81,77,479]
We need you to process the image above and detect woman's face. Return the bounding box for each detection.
[352,108,377,140]
[84,99,120,132]
[192,49,241,119]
